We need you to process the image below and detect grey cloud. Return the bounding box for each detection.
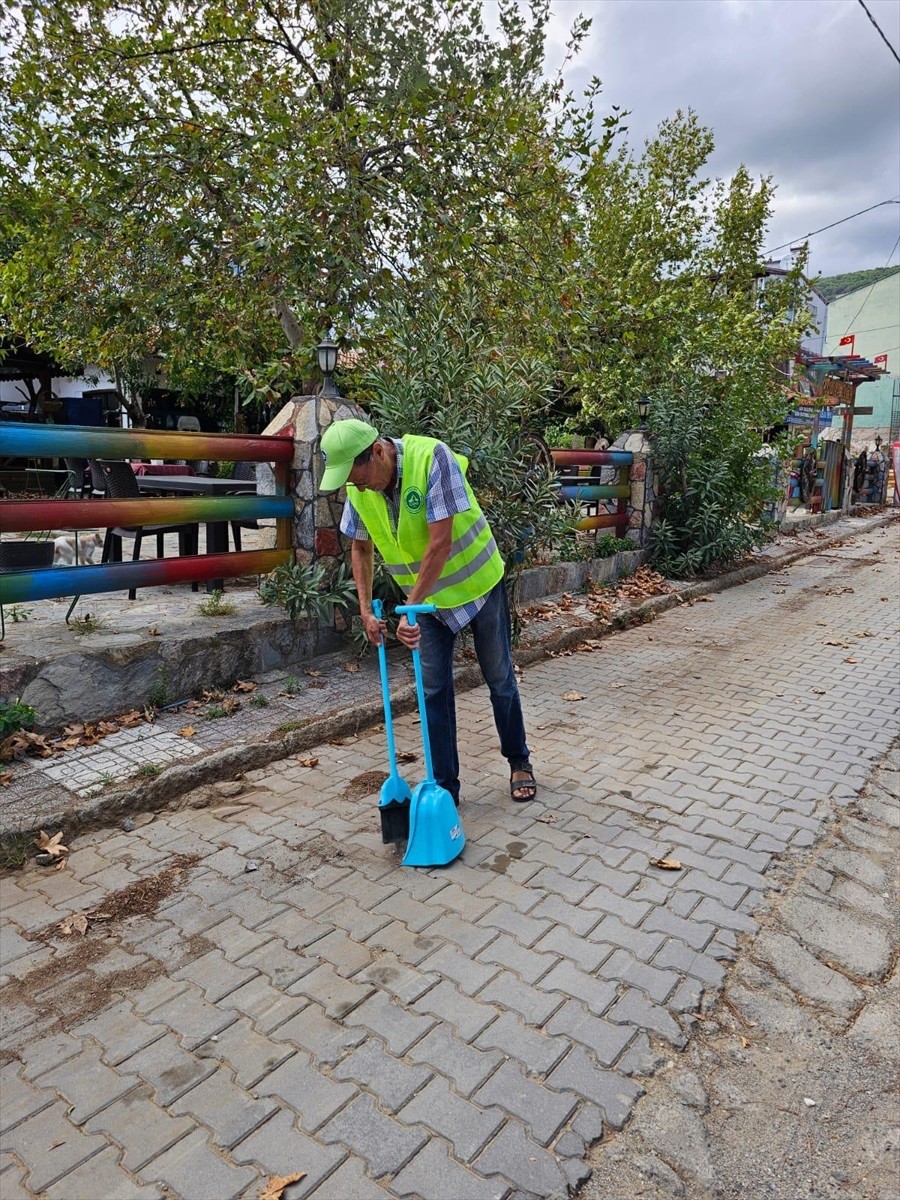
[545,0,900,273]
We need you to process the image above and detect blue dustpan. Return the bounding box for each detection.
[396,604,466,868]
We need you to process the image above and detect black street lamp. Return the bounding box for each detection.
[637,395,651,428]
[316,337,339,397]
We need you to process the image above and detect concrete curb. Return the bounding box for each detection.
[2,511,895,843]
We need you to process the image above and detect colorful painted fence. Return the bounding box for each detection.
[0,423,294,606]
[551,448,634,534]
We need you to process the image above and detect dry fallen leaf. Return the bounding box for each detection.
[60,912,89,936]
[536,812,559,824]
[649,857,682,871]
[34,830,68,859]
[343,662,360,672]
[812,687,826,695]
[823,640,849,648]
[305,669,322,677]
[296,756,319,768]
[0,771,12,787]
[740,1036,751,1049]
[222,696,240,714]
[180,726,197,739]
[844,656,858,663]
[562,691,585,702]
[233,679,257,692]
[148,625,161,637]
[258,1173,306,1200]
[856,631,873,638]
[396,751,418,763]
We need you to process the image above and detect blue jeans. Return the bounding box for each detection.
[417,581,529,804]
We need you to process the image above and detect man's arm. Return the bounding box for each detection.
[350,538,385,645]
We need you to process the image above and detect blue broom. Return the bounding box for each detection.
[372,598,412,843]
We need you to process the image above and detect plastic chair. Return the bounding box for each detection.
[64,457,90,498]
[228,461,259,552]
[1,540,55,639]
[92,460,200,601]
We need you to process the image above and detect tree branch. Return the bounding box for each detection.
[260,1,324,96]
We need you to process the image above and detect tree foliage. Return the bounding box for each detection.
[554,112,808,575]
[351,295,574,575]
[0,0,589,419]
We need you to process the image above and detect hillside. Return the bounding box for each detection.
[814,266,900,302]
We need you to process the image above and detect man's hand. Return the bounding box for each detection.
[362,612,387,646]
[395,614,421,649]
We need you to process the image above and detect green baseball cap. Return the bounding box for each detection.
[319,418,379,491]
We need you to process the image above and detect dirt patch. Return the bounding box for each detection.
[0,855,202,1059]
[340,769,389,802]
[1,954,164,1062]
[27,854,201,943]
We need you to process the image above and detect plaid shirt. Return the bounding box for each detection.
[340,437,489,634]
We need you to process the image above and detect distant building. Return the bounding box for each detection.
[824,273,900,442]
[760,248,829,355]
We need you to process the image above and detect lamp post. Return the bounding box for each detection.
[316,337,339,397]
[637,395,651,428]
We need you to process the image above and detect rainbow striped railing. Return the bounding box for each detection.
[551,448,634,534]
[0,423,295,606]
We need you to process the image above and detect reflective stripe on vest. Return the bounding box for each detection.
[382,512,489,577]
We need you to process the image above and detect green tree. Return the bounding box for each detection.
[562,112,808,574]
[0,0,590,422]
[354,295,574,577]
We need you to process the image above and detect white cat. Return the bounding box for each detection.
[53,532,104,566]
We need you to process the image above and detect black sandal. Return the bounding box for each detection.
[510,759,537,803]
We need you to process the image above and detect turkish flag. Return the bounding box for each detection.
[838,335,855,349]
[874,354,888,367]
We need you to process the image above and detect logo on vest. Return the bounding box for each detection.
[404,487,424,513]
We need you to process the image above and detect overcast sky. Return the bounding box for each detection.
[531,0,900,278]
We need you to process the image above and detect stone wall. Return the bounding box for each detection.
[612,429,656,547]
[258,394,369,569]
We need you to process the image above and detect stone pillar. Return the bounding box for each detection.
[257,393,368,569]
[612,429,656,548]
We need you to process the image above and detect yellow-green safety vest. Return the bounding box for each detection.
[348,435,503,609]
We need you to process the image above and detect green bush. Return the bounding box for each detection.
[594,534,634,558]
[648,385,781,577]
[258,560,357,623]
[0,698,37,736]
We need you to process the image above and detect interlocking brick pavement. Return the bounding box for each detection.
[0,524,897,1198]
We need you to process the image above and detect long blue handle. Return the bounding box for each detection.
[396,603,436,785]
[371,599,398,774]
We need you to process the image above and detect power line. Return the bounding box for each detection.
[839,233,900,338]
[763,199,900,257]
[856,0,900,66]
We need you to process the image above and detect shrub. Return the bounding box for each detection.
[0,698,37,736]
[259,560,357,623]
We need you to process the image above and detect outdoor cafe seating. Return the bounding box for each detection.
[91,459,200,601]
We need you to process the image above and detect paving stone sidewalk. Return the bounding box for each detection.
[0,523,898,1199]
[1,511,893,838]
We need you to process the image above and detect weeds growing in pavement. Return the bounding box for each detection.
[197,590,238,617]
